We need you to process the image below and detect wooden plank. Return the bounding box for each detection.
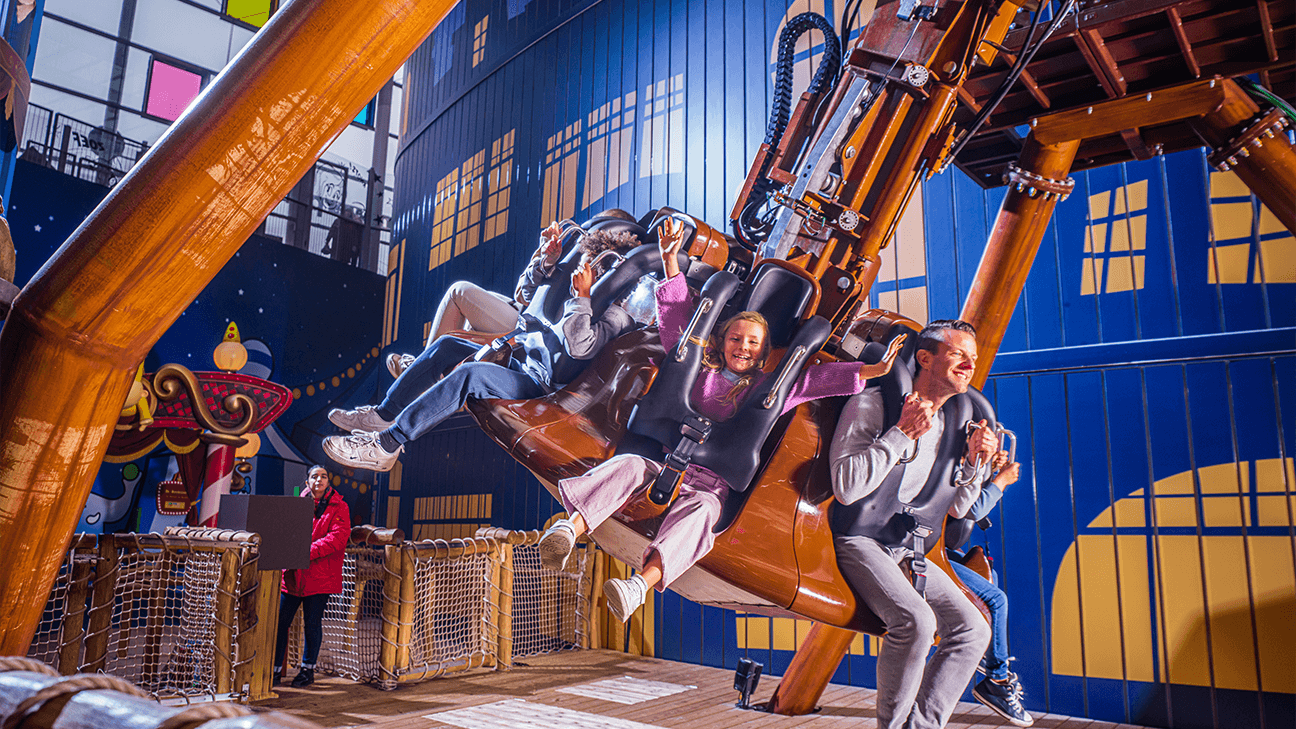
[1031,78,1228,145]
[252,650,1162,729]
[1076,28,1128,98]
[1257,0,1279,62]
[1166,8,1201,78]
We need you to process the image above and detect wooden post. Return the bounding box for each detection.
[397,547,415,677]
[247,568,280,701]
[0,0,460,654]
[497,543,514,670]
[57,540,94,675]
[378,545,402,688]
[767,623,857,715]
[960,135,1081,388]
[581,544,598,650]
[213,548,239,695]
[233,547,260,700]
[81,535,118,674]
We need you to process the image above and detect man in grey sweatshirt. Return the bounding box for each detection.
[829,320,998,729]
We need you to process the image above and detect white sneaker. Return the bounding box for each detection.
[602,574,648,623]
[386,353,416,378]
[328,405,393,432]
[538,519,576,571]
[323,431,402,472]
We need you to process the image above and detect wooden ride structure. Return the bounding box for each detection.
[0,0,1291,717]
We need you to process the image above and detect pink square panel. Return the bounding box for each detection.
[146,60,203,122]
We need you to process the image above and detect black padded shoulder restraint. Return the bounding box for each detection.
[829,338,984,595]
[512,227,657,388]
[617,269,832,505]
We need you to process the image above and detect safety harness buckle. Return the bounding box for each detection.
[648,416,712,505]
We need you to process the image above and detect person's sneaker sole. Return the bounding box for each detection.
[386,353,415,378]
[328,407,393,432]
[602,579,644,623]
[323,435,401,472]
[538,525,575,571]
[972,684,1033,727]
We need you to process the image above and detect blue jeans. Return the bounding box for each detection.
[377,335,482,419]
[950,559,1010,681]
[384,352,547,445]
[275,593,328,667]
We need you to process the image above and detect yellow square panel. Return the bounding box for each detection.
[1115,498,1145,528]
[1210,170,1251,199]
[1259,205,1286,235]
[1153,496,1197,527]
[1199,462,1248,494]
[1201,495,1249,527]
[1256,495,1294,527]
[1208,243,1250,284]
[1254,458,1295,493]
[1080,257,1104,296]
[1210,201,1254,242]
[1089,190,1111,220]
[1257,235,1295,283]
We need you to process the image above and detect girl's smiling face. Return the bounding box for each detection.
[722,319,767,374]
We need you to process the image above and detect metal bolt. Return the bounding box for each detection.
[1087,106,1093,114]
[1146,93,1153,101]
[844,146,856,159]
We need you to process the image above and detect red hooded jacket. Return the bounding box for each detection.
[281,487,350,596]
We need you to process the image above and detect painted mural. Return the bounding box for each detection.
[382,1,1294,727]
[5,158,389,533]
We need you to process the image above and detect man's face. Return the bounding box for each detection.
[919,329,977,394]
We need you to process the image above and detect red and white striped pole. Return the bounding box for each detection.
[197,442,236,527]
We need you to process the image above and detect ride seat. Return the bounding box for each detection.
[616,261,828,528]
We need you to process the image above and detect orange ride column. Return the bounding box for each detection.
[0,0,457,654]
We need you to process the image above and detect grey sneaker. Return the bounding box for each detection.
[538,519,576,571]
[602,574,647,623]
[323,431,402,472]
[973,673,1033,727]
[328,405,393,432]
[386,352,416,378]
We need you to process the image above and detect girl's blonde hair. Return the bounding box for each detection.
[702,311,771,407]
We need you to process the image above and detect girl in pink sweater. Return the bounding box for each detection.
[538,220,903,621]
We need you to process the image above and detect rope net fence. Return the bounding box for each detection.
[28,526,595,697]
[24,529,261,703]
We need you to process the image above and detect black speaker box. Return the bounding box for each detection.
[218,494,313,570]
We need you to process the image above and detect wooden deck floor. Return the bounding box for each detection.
[253,650,1151,729]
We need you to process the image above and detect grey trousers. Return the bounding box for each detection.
[835,535,991,729]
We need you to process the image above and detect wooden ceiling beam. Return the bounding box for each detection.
[1257,1,1279,62]
[1075,29,1127,98]
[1031,77,1228,145]
[1166,7,1201,78]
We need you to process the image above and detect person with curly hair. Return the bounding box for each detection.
[323,225,642,471]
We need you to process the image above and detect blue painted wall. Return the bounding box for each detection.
[386,2,1295,727]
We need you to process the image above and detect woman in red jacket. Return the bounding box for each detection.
[273,465,350,687]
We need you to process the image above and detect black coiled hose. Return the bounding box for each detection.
[734,12,842,252]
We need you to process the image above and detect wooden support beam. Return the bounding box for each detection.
[963,137,1081,387]
[957,85,983,115]
[1075,28,1127,98]
[1120,128,1155,160]
[1257,1,1278,62]
[996,49,1051,109]
[1194,80,1296,237]
[767,623,857,715]
[1031,78,1228,146]
[1166,8,1201,78]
